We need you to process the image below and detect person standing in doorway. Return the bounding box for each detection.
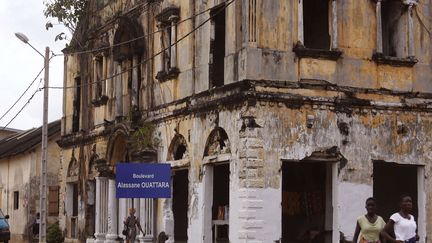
[353,197,386,243]
[381,195,419,243]
[32,213,40,239]
[124,208,145,243]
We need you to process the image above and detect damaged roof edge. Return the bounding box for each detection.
[0,120,61,160]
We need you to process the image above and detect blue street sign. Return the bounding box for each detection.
[116,163,171,198]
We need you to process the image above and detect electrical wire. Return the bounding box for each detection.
[0,79,44,130]
[0,54,55,122]
[48,0,236,90]
[0,66,44,122]
[55,0,216,57]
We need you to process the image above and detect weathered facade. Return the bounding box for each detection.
[59,0,432,242]
[0,120,61,242]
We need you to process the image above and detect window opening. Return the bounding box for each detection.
[174,144,187,160]
[210,6,226,88]
[303,0,330,50]
[173,169,189,242]
[382,0,405,57]
[212,163,229,242]
[13,191,19,210]
[72,77,81,133]
[48,186,59,216]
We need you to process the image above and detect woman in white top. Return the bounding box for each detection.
[353,197,385,243]
[381,195,419,243]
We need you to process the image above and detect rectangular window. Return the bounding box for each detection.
[94,56,104,99]
[303,0,330,50]
[210,5,226,88]
[48,186,60,216]
[382,0,405,57]
[72,77,81,133]
[13,191,19,210]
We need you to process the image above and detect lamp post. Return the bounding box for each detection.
[15,32,49,243]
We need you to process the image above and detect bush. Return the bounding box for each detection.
[46,222,64,243]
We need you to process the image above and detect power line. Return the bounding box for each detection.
[0,80,44,130]
[48,0,235,90]
[55,0,216,57]
[0,66,44,122]
[0,55,55,122]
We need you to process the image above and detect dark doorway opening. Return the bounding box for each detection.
[212,163,229,243]
[210,5,226,88]
[173,169,189,243]
[303,0,330,50]
[373,161,418,222]
[282,161,332,243]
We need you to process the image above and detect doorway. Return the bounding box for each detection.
[212,163,229,243]
[173,169,189,243]
[282,161,334,243]
[373,162,418,221]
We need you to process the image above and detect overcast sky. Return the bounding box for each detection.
[0,1,69,130]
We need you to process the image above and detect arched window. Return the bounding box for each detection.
[113,17,145,118]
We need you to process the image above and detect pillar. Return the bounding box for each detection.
[94,177,108,243]
[115,61,123,117]
[376,0,383,53]
[102,54,107,96]
[407,4,415,57]
[169,15,179,69]
[139,199,155,242]
[298,0,304,45]
[331,0,338,49]
[93,57,98,99]
[132,55,139,107]
[118,198,127,240]
[106,179,118,243]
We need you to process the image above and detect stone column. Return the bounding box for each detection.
[298,0,304,45]
[331,0,338,49]
[106,179,118,243]
[169,15,179,69]
[102,54,107,96]
[139,199,155,242]
[92,57,98,100]
[115,61,123,117]
[132,55,139,107]
[94,177,108,243]
[157,23,165,72]
[375,0,383,53]
[118,198,127,240]
[407,4,415,57]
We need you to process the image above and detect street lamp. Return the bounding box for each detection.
[15,32,49,243]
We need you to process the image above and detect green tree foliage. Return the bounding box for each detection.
[46,222,64,243]
[43,0,87,34]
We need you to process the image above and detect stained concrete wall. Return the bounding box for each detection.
[0,134,61,242]
[59,0,432,242]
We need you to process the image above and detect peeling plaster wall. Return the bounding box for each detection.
[150,99,432,242]
[0,134,61,242]
[59,0,432,242]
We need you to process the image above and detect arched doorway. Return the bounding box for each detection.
[167,134,190,243]
[202,127,232,243]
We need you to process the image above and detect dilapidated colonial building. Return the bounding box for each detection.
[0,120,61,242]
[58,0,432,242]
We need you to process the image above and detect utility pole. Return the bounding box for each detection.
[39,46,50,243]
[15,33,49,243]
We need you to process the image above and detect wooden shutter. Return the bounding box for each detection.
[48,186,59,216]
